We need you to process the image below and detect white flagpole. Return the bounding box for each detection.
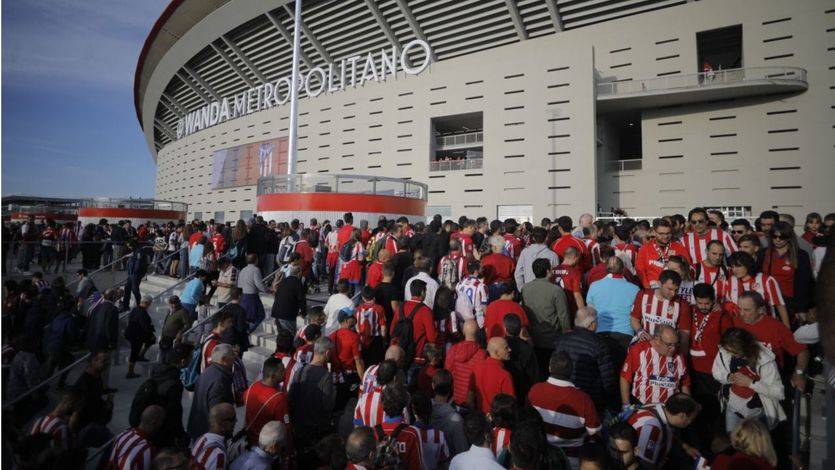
[287,0,302,190]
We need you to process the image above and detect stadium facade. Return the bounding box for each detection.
[136,0,835,224]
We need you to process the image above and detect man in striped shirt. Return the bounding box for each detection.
[620,325,691,406]
[455,261,489,327]
[682,208,737,266]
[627,394,700,468]
[694,240,728,287]
[28,389,83,449]
[200,310,234,371]
[106,405,165,470]
[630,270,691,353]
[191,403,236,470]
[528,352,601,465]
[411,391,451,470]
[354,360,398,427]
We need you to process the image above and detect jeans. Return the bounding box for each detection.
[122,276,142,311]
[112,245,125,270]
[725,407,766,433]
[182,303,197,322]
[152,251,165,274]
[276,318,296,335]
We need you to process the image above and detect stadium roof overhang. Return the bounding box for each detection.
[135,0,694,162]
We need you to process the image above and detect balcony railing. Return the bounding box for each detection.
[257,174,428,201]
[597,66,807,96]
[435,131,483,147]
[430,158,484,172]
[605,159,642,172]
[80,198,188,212]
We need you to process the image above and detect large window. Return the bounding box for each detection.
[430,112,483,172]
[697,25,742,73]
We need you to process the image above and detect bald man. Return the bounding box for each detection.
[620,325,690,406]
[192,403,237,469]
[444,320,487,408]
[106,405,165,469]
[360,345,406,395]
[471,337,515,412]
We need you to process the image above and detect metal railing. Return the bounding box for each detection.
[435,131,483,147]
[605,159,643,172]
[257,173,428,201]
[429,158,484,172]
[596,66,807,96]
[80,197,187,212]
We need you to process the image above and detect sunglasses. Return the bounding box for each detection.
[771,233,790,240]
[690,219,707,225]
[732,230,746,234]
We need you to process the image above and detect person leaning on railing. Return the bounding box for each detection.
[159,295,193,363]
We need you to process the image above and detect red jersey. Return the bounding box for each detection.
[733,314,806,368]
[415,423,450,470]
[365,260,384,289]
[354,386,385,426]
[631,290,692,335]
[635,240,691,288]
[801,230,817,244]
[550,234,590,270]
[379,418,424,470]
[491,426,512,460]
[242,381,290,444]
[201,332,221,371]
[551,263,584,314]
[688,306,732,374]
[360,229,371,246]
[384,234,399,255]
[337,224,354,250]
[293,239,315,277]
[210,233,225,255]
[393,299,438,361]
[329,328,362,374]
[455,232,476,258]
[472,357,515,412]
[271,351,296,391]
[528,378,601,458]
[190,433,226,470]
[355,301,387,347]
[720,273,785,317]
[627,404,673,466]
[444,341,486,405]
[188,232,202,248]
[107,428,154,470]
[621,340,690,405]
[584,239,601,266]
[761,248,796,297]
[416,364,441,396]
[586,263,608,287]
[480,253,515,284]
[682,228,737,265]
[484,299,529,340]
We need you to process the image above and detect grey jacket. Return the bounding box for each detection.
[521,278,570,348]
[85,300,119,353]
[187,363,234,439]
[514,243,560,288]
[431,401,467,457]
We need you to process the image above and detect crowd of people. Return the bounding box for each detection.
[3,207,832,470]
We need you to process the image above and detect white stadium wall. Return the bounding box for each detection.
[144,0,835,223]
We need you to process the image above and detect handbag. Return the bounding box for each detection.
[227,389,282,461]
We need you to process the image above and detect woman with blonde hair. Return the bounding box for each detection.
[665,255,694,304]
[712,418,777,469]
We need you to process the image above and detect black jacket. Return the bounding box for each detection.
[221,303,250,351]
[149,363,187,447]
[553,328,618,413]
[124,306,155,343]
[505,335,540,399]
[85,300,119,353]
[272,275,307,322]
[187,363,234,439]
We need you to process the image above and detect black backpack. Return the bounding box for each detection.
[374,423,406,469]
[129,378,160,427]
[392,303,422,368]
[339,240,356,262]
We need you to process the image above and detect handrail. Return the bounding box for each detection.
[86,436,115,465]
[257,173,428,201]
[65,254,132,289]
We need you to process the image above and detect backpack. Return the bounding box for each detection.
[278,237,298,264]
[373,423,407,469]
[366,235,388,262]
[180,340,206,391]
[392,303,422,368]
[129,378,160,427]
[439,256,461,290]
[339,240,356,262]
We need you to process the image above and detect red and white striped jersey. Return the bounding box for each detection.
[190,432,227,470]
[491,427,512,460]
[584,239,602,266]
[527,378,601,459]
[437,253,466,285]
[384,234,399,255]
[353,387,385,427]
[694,261,728,287]
[630,290,692,334]
[415,423,450,470]
[627,404,673,466]
[107,428,153,470]
[720,273,785,316]
[621,341,690,405]
[454,276,488,325]
[360,364,379,395]
[502,233,522,261]
[200,333,220,372]
[355,301,386,342]
[614,242,639,274]
[682,228,737,265]
[29,415,69,448]
[293,343,314,364]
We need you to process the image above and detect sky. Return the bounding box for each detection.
[2,0,169,198]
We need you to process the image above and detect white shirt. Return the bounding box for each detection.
[449,445,504,470]
[323,292,354,335]
[404,272,439,309]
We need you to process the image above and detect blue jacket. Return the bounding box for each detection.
[45,312,79,354]
[126,249,148,277]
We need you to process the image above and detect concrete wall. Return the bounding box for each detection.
[154,0,835,223]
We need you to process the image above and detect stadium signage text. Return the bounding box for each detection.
[175,39,432,140]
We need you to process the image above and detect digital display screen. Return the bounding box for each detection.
[211,137,288,190]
